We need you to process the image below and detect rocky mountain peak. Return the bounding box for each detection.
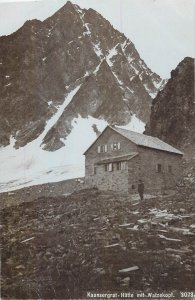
[53,0,78,15]
[171,57,193,77]
[66,0,75,7]
[0,1,165,150]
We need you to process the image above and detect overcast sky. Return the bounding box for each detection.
[0,0,194,78]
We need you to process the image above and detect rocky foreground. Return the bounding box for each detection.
[1,187,195,299]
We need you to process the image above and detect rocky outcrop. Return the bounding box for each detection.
[0,1,164,150]
[145,57,195,180]
[145,57,194,146]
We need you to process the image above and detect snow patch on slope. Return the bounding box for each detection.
[117,114,145,133]
[0,116,107,193]
[143,83,157,99]
[112,71,123,86]
[106,44,119,66]
[40,84,81,147]
[93,42,103,58]
[0,113,145,193]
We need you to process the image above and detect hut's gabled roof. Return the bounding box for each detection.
[84,125,183,155]
[112,126,183,155]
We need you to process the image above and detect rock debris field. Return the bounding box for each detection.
[1,186,195,299]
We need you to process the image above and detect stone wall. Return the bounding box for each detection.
[86,163,129,192]
[128,155,140,193]
[85,127,138,191]
[85,127,183,193]
[138,146,183,192]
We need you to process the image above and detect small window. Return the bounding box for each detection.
[105,163,113,172]
[121,162,126,170]
[168,165,172,173]
[116,162,121,170]
[132,184,135,190]
[98,144,107,153]
[116,161,126,171]
[111,142,121,151]
[94,167,97,175]
[156,164,162,173]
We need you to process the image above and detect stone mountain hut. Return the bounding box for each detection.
[84,125,183,193]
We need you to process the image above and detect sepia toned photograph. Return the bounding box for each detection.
[0,0,194,299]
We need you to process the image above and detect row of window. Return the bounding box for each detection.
[98,142,120,153]
[93,161,126,174]
[105,163,173,173]
[105,161,126,172]
[156,164,172,173]
[93,163,173,174]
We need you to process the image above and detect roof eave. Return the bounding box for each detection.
[138,144,183,156]
[96,153,138,165]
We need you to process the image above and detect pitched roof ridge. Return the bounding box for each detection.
[111,125,183,155]
[112,125,142,134]
[84,125,183,155]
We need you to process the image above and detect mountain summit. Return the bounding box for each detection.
[0,1,164,150]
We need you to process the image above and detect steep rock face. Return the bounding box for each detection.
[145,57,195,178]
[145,57,194,147]
[0,1,164,150]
